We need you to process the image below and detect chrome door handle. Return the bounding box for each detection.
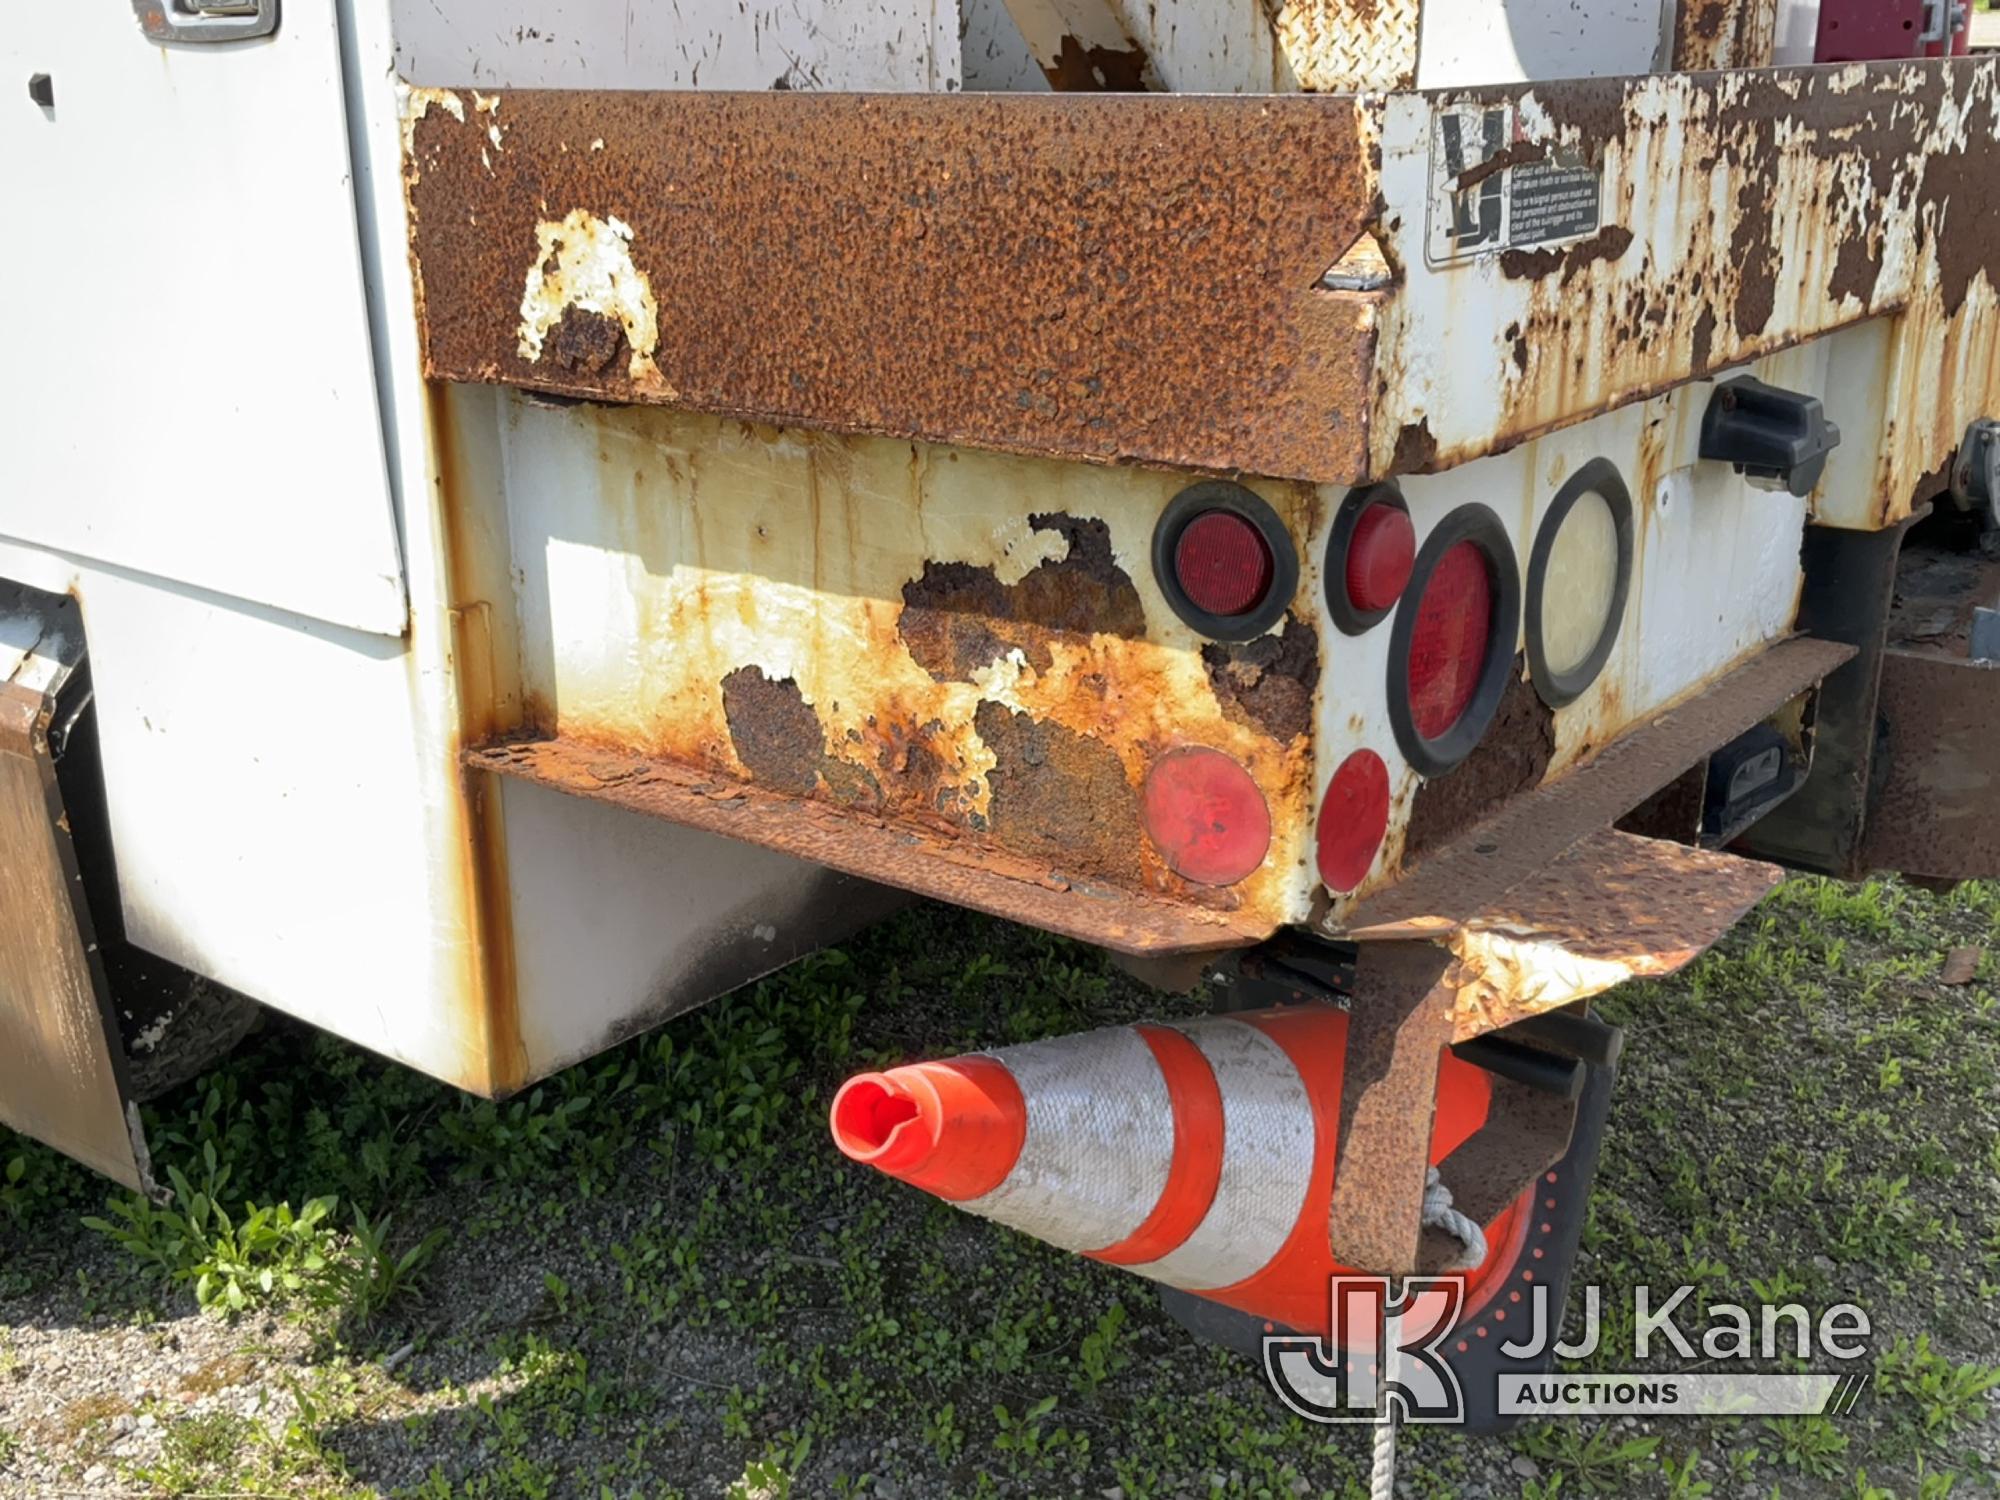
[132,0,279,45]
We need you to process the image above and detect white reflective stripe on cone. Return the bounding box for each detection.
[1127,1017,1313,1292]
[957,1025,1176,1254]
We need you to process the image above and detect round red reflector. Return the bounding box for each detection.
[1345,504,1416,614]
[1407,541,1494,740]
[1142,748,1271,886]
[1317,749,1390,892]
[1173,512,1274,618]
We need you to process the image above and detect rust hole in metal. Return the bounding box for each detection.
[1201,616,1319,744]
[543,306,629,376]
[898,513,1146,681]
[1389,418,1439,476]
[1402,660,1556,866]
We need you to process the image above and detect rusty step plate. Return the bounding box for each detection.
[1343,634,1855,933]
[465,736,1275,957]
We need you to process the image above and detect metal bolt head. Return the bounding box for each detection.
[28,73,53,109]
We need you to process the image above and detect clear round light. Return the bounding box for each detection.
[1538,490,1620,677]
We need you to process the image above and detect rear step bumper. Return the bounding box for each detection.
[467,635,1849,960]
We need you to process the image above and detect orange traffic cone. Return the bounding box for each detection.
[830,1005,1523,1335]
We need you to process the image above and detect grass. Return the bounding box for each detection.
[0,876,1996,1497]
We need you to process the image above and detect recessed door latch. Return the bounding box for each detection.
[131,0,278,45]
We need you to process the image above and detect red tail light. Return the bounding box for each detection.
[1173,511,1274,618]
[1142,747,1271,886]
[1407,541,1494,740]
[1317,749,1390,892]
[1344,504,1416,614]
[1153,483,1299,641]
[1387,505,1519,776]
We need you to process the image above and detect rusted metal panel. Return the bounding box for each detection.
[1341,635,1852,934]
[466,735,1273,955]
[1355,828,1783,1039]
[1671,0,1779,70]
[404,88,1383,484]
[1001,0,1164,90]
[0,622,151,1193]
[407,60,2000,510]
[1000,0,1422,93]
[484,400,1323,937]
[1374,60,2000,525]
[1856,649,2000,880]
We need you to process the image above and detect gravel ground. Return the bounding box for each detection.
[2,878,1997,1498]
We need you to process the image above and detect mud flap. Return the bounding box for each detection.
[0,588,155,1194]
[1159,1060,1615,1435]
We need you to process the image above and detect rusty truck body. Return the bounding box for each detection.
[4,0,1997,1422]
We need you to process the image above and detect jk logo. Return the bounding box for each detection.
[1263,1277,1468,1425]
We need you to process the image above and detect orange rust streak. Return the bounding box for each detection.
[426,382,526,1097]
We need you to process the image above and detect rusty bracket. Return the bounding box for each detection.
[1423,1078,1579,1273]
[1330,814,1780,1274]
[1327,941,1457,1275]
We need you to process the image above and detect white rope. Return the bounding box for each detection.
[1370,1410,1399,1500]
[1421,1167,1487,1273]
[1369,1170,1487,1498]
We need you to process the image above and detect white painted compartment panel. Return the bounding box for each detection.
[391,0,963,91]
[2,2,406,635]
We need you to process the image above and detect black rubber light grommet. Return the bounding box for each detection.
[1324,482,1411,637]
[1385,503,1521,778]
[1151,481,1299,643]
[1525,457,1634,709]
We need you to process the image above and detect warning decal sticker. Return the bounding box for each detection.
[1425,103,1603,268]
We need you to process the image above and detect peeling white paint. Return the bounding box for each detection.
[516,209,662,383]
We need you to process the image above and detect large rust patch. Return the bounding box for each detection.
[974,700,1144,885]
[899,513,1146,681]
[1401,662,1556,865]
[721,666,827,797]
[1202,617,1319,743]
